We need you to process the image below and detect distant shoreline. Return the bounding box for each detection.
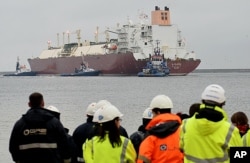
[193,69,250,73]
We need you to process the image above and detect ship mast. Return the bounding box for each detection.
[57,33,60,47]
[76,29,81,47]
[66,30,70,43]
[95,26,99,43]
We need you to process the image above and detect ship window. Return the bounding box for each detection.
[161,12,168,21]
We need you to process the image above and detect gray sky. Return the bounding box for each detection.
[1,0,250,71]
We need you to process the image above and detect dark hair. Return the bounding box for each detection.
[94,117,121,148]
[202,100,225,108]
[176,112,190,120]
[142,118,151,128]
[152,108,171,114]
[231,112,248,125]
[29,92,43,108]
[189,103,200,117]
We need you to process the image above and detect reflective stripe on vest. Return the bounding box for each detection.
[184,124,234,163]
[180,119,188,151]
[77,157,84,162]
[19,143,57,150]
[120,138,129,163]
[243,135,247,146]
[90,136,130,162]
[137,155,151,163]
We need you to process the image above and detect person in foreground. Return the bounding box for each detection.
[9,92,71,163]
[72,102,97,163]
[137,95,183,163]
[83,104,136,163]
[45,105,77,162]
[130,107,153,156]
[180,84,242,163]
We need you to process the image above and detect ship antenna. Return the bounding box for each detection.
[95,26,99,43]
[57,33,60,47]
[16,56,20,72]
[76,29,81,47]
[154,40,160,55]
[66,30,70,43]
[63,32,65,46]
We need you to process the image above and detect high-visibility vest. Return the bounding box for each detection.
[243,130,250,146]
[83,134,136,163]
[137,113,183,163]
[180,105,242,163]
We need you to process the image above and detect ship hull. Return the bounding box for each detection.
[28,53,200,76]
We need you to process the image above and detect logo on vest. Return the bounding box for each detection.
[23,128,47,136]
[160,144,167,151]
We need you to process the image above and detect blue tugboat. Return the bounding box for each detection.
[60,62,100,77]
[4,57,37,76]
[138,41,170,77]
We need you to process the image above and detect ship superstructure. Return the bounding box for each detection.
[28,6,200,76]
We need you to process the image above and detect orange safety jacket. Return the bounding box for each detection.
[137,113,183,163]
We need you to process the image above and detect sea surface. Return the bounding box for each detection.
[1,72,250,162]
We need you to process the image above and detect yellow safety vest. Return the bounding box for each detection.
[83,134,136,163]
[243,130,250,146]
[180,105,242,163]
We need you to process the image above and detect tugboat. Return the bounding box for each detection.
[60,61,100,77]
[138,41,170,77]
[4,57,37,76]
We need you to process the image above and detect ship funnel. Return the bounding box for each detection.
[155,6,160,10]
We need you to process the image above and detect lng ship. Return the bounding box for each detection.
[28,6,201,76]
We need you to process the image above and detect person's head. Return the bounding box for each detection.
[93,104,123,147]
[149,94,173,117]
[45,105,60,120]
[28,92,44,108]
[231,111,248,125]
[85,102,97,117]
[176,112,190,120]
[189,103,200,117]
[231,112,249,136]
[201,84,226,107]
[142,107,153,126]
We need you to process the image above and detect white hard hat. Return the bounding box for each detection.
[142,108,153,119]
[86,102,97,116]
[46,105,60,113]
[201,84,226,104]
[95,100,111,110]
[93,104,123,123]
[149,95,173,109]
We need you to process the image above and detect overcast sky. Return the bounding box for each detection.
[1,0,250,71]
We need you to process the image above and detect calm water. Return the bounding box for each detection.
[1,72,250,162]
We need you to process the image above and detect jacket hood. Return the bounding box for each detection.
[22,108,55,124]
[146,113,181,138]
[191,105,228,135]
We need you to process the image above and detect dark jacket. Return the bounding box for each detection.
[72,116,95,163]
[72,116,129,163]
[130,118,151,155]
[64,128,77,162]
[9,108,71,163]
[130,125,146,154]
